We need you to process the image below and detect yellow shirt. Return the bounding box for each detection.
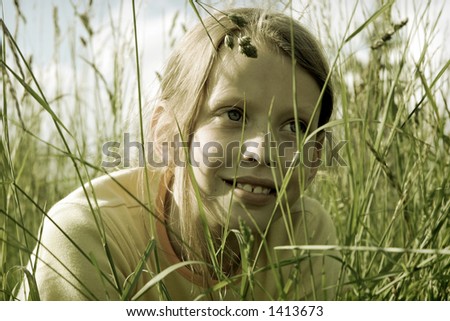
[20,167,343,300]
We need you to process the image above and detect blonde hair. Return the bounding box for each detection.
[149,7,334,275]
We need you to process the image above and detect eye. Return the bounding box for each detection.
[284,119,308,133]
[227,109,244,122]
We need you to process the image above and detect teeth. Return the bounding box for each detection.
[253,186,263,194]
[236,182,271,195]
[237,183,253,193]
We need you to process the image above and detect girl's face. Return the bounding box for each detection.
[190,44,322,231]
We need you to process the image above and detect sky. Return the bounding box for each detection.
[1,0,449,140]
[3,0,448,83]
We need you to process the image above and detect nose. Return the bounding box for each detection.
[241,132,273,166]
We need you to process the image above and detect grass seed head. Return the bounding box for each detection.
[237,35,257,58]
[238,35,251,46]
[228,13,248,28]
[224,33,234,49]
[239,43,258,58]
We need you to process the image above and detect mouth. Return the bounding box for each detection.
[223,178,277,196]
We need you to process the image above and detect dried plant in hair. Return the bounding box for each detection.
[224,13,258,58]
[188,2,257,58]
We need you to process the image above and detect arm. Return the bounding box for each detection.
[295,201,343,300]
[267,197,344,300]
[20,203,124,300]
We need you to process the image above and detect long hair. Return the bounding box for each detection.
[148,7,334,276]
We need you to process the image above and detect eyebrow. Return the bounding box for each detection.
[208,91,318,121]
[207,94,245,110]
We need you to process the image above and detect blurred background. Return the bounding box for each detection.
[1,0,449,300]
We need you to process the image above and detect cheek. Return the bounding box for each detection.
[303,141,322,171]
[191,128,240,169]
[275,140,297,169]
[191,129,219,167]
[274,139,314,190]
[276,137,320,169]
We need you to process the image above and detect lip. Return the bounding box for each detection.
[223,176,277,206]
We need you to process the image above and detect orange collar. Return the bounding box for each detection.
[155,170,217,288]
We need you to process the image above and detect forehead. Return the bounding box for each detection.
[208,44,290,88]
[206,43,321,110]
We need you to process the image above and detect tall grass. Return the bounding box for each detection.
[1,0,449,300]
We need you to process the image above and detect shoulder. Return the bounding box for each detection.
[30,168,166,300]
[290,195,328,217]
[268,196,337,246]
[50,168,161,220]
[294,196,337,245]
[292,195,333,223]
[60,167,161,209]
[42,167,165,253]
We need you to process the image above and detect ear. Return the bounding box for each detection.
[307,130,325,183]
[151,104,165,129]
[149,103,168,159]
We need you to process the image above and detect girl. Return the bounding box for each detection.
[20,7,343,300]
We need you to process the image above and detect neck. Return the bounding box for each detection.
[165,190,242,278]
